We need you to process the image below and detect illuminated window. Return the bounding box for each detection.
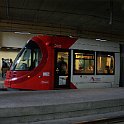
[97,52,114,75]
[74,50,95,74]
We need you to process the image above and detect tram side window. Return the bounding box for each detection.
[15,49,31,70]
[97,52,114,75]
[32,49,42,68]
[74,51,95,74]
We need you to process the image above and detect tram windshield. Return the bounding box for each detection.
[11,40,42,71]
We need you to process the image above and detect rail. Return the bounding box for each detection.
[0,88,7,91]
[76,116,124,124]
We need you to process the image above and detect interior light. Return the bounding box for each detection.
[108,55,111,57]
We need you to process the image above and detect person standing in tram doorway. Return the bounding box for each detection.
[57,57,67,75]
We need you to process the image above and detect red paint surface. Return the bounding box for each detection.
[4,35,77,90]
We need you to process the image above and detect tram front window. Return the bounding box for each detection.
[11,40,42,71]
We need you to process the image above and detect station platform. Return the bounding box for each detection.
[0,88,124,124]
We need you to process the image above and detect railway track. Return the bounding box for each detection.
[76,116,124,124]
[0,88,7,91]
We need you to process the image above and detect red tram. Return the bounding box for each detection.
[4,35,120,90]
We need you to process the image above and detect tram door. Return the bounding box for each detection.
[120,44,124,87]
[54,49,70,89]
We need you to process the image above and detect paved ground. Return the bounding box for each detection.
[0,87,124,108]
[0,86,124,124]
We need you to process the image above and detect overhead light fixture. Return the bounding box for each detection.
[109,0,113,25]
[96,38,107,41]
[14,32,31,35]
[100,39,107,42]
[12,47,18,49]
[96,38,101,41]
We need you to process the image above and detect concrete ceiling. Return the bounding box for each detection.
[0,0,124,41]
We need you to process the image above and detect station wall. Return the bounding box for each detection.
[0,32,35,48]
[0,32,35,75]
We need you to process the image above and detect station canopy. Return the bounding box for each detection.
[0,0,124,41]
